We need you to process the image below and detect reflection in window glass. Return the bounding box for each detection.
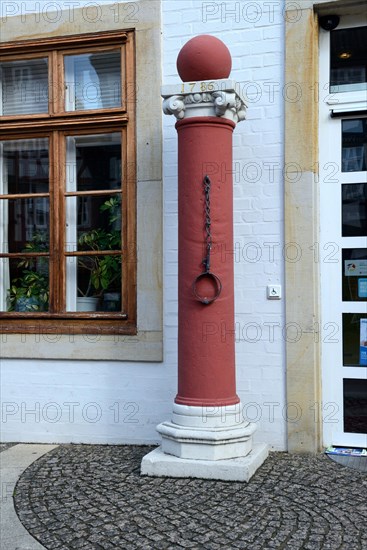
[342,119,367,172]
[343,313,367,367]
[0,58,48,115]
[65,195,122,250]
[66,133,121,191]
[64,132,122,313]
[344,379,367,434]
[0,138,50,312]
[330,26,367,93]
[64,51,121,111]
[343,249,367,302]
[1,138,49,195]
[2,198,49,253]
[342,184,367,237]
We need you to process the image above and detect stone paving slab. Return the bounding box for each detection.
[0,443,18,453]
[12,444,367,550]
[1,444,58,550]
[328,453,367,473]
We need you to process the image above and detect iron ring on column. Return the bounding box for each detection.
[192,271,222,305]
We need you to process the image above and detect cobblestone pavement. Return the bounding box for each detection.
[14,445,367,550]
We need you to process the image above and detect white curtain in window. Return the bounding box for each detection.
[0,142,9,311]
[66,137,77,311]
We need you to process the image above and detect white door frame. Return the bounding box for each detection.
[319,16,367,448]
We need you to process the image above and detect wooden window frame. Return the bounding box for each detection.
[0,31,136,335]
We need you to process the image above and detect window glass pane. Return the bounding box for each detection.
[342,183,367,237]
[1,138,49,194]
[330,26,367,93]
[343,249,367,301]
[64,50,121,111]
[66,255,122,312]
[66,133,121,191]
[343,313,367,367]
[344,379,367,434]
[66,195,121,251]
[0,58,48,115]
[65,193,122,312]
[342,119,367,173]
[0,198,49,254]
[65,132,122,314]
[2,256,49,312]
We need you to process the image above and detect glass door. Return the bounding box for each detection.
[320,19,367,448]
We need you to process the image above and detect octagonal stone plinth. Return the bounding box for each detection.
[157,420,256,461]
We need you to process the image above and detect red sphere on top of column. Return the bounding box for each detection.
[177,35,232,82]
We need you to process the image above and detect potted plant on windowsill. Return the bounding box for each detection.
[76,197,122,312]
[76,229,121,310]
[8,270,49,312]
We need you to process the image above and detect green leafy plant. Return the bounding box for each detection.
[77,229,121,297]
[6,197,122,308]
[100,196,121,226]
[77,197,122,298]
[7,231,49,311]
[8,270,49,311]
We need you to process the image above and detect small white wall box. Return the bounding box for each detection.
[267,285,281,299]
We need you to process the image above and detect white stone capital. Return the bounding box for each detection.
[161,79,247,123]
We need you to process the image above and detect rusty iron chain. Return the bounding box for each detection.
[203,175,212,272]
[192,175,222,305]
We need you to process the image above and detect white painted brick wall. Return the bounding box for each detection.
[1,0,287,450]
[166,0,287,451]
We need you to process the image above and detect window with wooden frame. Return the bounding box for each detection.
[0,31,136,335]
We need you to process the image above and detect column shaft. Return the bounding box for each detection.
[176,116,239,407]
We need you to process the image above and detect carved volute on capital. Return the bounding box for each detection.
[212,91,246,122]
[162,95,186,120]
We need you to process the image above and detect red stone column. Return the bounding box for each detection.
[141,35,268,480]
[176,116,239,408]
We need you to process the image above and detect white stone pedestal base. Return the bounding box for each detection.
[141,403,268,482]
[141,443,268,482]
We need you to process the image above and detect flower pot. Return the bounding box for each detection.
[102,292,121,312]
[77,297,99,311]
[15,296,45,312]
